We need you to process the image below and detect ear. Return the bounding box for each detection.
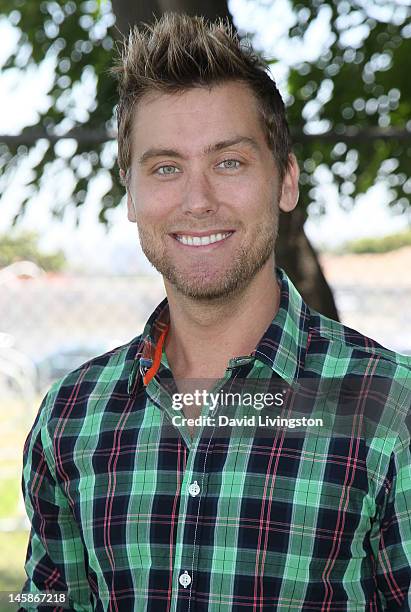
[120,169,137,223]
[279,154,300,213]
[126,192,137,223]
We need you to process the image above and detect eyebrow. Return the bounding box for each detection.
[138,136,261,165]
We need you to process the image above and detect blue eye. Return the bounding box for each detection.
[154,160,241,175]
[156,166,181,175]
[218,160,241,169]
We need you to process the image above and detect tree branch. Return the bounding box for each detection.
[0,128,117,147]
[1,126,410,147]
[293,126,411,143]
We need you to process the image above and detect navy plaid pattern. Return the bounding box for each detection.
[20,267,411,611]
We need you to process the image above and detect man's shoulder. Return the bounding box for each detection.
[65,333,144,377]
[43,333,144,408]
[307,307,411,373]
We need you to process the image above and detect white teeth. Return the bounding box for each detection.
[176,232,232,246]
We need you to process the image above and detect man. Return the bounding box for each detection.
[20,13,411,612]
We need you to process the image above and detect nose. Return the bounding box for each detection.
[180,168,219,217]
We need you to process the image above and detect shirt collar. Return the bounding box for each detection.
[250,266,311,385]
[129,267,311,392]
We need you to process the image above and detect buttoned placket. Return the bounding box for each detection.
[143,357,255,612]
[145,377,216,611]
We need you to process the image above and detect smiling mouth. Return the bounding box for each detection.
[172,231,234,247]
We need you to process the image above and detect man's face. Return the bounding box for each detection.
[126,81,298,300]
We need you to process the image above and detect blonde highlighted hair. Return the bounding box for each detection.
[110,13,292,186]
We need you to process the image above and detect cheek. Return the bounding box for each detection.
[229,173,273,201]
[136,181,180,215]
[235,182,276,216]
[135,203,174,239]
[134,196,168,224]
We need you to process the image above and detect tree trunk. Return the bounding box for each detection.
[110,0,233,37]
[110,0,340,321]
[276,206,339,320]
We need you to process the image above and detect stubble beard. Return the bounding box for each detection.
[137,206,279,301]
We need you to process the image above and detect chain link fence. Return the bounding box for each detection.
[1,260,410,430]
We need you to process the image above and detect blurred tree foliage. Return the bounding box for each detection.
[285,1,411,221]
[0,0,410,319]
[0,0,119,224]
[0,0,410,224]
[345,228,411,253]
[0,232,66,271]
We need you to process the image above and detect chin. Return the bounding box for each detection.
[168,271,251,301]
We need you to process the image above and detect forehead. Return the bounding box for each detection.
[130,81,266,153]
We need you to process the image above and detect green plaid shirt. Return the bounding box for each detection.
[20,267,411,611]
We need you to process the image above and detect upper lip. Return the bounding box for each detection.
[171,230,235,237]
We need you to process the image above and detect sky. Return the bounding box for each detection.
[0,0,409,274]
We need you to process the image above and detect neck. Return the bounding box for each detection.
[163,258,281,378]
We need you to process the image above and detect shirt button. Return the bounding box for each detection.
[188,480,200,497]
[179,570,192,588]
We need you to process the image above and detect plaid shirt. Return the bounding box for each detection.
[20,267,411,611]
